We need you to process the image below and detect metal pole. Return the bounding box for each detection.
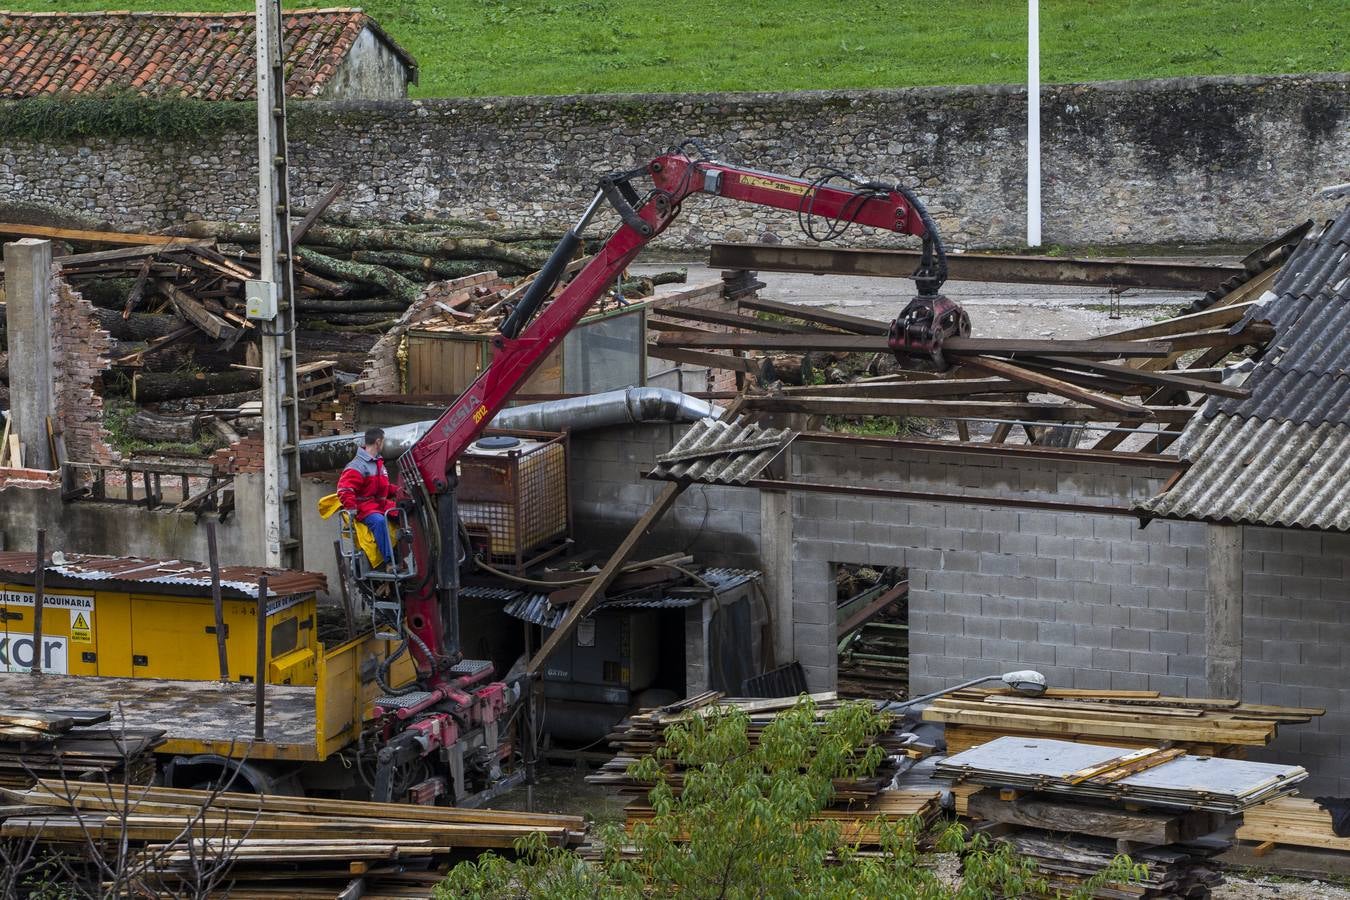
[255,575,269,742]
[207,522,230,681]
[334,539,356,642]
[1026,0,1042,247]
[252,0,304,570]
[31,529,45,676]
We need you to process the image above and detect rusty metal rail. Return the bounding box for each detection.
[709,242,1245,292]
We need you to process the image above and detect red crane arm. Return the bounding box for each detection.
[401,153,927,491]
[391,150,934,677]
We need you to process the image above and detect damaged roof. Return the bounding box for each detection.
[0,8,417,100]
[0,551,326,599]
[1136,205,1350,532]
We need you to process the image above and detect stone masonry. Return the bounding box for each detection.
[2,74,1345,249]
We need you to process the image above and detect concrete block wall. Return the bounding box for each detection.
[567,423,761,572]
[1241,527,1350,795]
[786,438,1195,697]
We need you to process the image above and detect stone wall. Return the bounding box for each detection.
[320,26,414,101]
[3,74,1345,248]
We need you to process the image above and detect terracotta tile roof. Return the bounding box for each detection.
[0,7,417,100]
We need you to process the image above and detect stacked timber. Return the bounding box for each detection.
[988,832,1224,899]
[1237,796,1350,855]
[924,688,1323,757]
[587,692,939,846]
[938,735,1310,899]
[621,787,942,846]
[0,780,586,897]
[0,708,162,789]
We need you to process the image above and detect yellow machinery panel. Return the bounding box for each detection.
[1,581,316,685]
[0,583,100,676]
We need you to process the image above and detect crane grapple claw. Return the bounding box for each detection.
[887,293,971,371]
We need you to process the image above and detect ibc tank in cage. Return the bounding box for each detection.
[457,431,571,571]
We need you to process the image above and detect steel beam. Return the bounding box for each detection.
[793,431,1186,468]
[708,242,1244,292]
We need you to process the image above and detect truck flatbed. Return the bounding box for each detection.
[0,673,319,760]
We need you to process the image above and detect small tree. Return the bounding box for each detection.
[440,697,1141,899]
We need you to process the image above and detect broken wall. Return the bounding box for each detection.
[2,73,1345,248]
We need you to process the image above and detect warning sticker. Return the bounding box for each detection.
[70,610,92,643]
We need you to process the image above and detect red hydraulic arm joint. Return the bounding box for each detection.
[392,148,955,683]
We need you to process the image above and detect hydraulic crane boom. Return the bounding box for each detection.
[362,144,959,802]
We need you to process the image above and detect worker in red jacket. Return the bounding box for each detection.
[337,428,399,569]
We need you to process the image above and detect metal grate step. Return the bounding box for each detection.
[373,691,436,710]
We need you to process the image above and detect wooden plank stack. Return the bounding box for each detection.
[622,787,942,846]
[936,735,1288,899]
[1237,797,1350,855]
[924,688,1324,757]
[587,691,939,845]
[0,708,163,790]
[987,832,1224,899]
[0,780,587,897]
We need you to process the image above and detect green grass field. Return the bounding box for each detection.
[7,0,1347,97]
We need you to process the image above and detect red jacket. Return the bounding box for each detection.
[337,448,396,518]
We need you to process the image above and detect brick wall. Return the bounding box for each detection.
[786,438,1191,697]
[568,423,761,572]
[50,275,120,465]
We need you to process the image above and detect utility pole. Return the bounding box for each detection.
[1026,0,1042,248]
[247,0,304,569]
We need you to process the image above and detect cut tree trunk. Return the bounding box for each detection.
[127,410,201,442]
[153,390,262,415]
[92,310,185,341]
[183,221,548,270]
[297,251,421,305]
[350,251,495,280]
[131,369,260,402]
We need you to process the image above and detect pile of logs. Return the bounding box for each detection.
[0,208,614,455]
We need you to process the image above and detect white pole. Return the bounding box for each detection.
[1027,0,1042,247]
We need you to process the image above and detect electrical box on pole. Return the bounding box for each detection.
[254,0,304,569]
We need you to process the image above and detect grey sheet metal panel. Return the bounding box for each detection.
[935,736,1306,813]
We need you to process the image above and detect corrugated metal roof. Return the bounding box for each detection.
[0,552,326,598]
[1136,416,1350,531]
[649,416,794,485]
[1137,206,1350,531]
[494,567,761,629]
